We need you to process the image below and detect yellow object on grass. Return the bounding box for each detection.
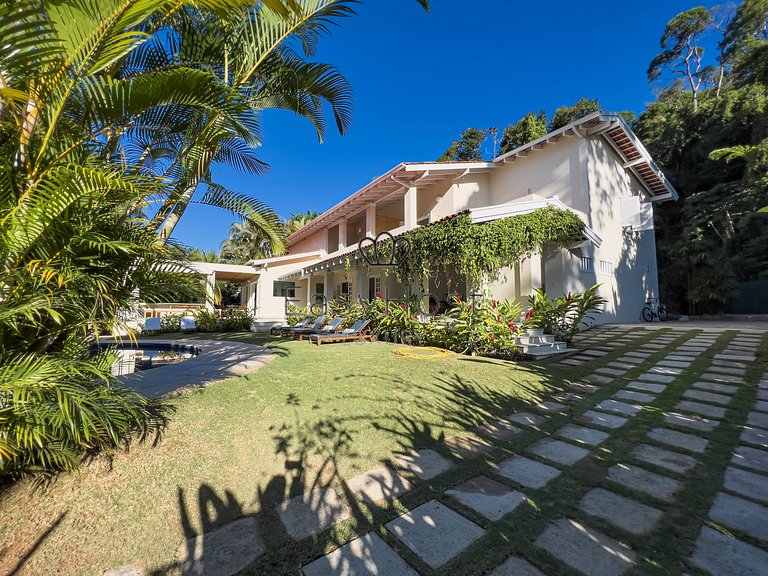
[394,346,453,359]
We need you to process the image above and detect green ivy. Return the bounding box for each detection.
[383,206,585,285]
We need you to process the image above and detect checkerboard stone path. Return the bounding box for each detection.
[162,328,768,576]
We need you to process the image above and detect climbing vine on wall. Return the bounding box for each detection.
[380,206,585,286]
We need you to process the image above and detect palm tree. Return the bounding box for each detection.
[220,219,283,262]
[285,210,321,234]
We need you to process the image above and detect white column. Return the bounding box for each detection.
[306,275,312,307]
[356,264,365,301]
[338,219,347,251]
[323,270,332,308]
[204,273,216,311]
[404,186,418,229]
[529,253,543,291]
[248,281,257,312]
[365,205,376,237]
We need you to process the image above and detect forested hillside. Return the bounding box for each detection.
[439,1,768,315]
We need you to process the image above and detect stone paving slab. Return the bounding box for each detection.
[647,428,709,454]
[103,566,143,576]
[701,372,743,384]
[755,400,768,414]
[396,449,454,481]
[488,555,546,576]
[595,399,642,416]
[758,389,768,400]
[579,488,663,535]
[747,411,768,429]
[494,456,561,489]
[724,466,768,503]
[625,351,652,359]
[709,492,768,542]
[507,411,547,427]
[626,381,666,393]
[535,401,568,413]
[667,354,696,362]
[584,374,614,386]
[682,389,732,406]
[556,424,610,446]
[579,410,629,429]
[663,412,719,432]
[559,358,584,366]
[528,438,590,466]
[278,487,352,541]
[476,419,523,441]
[740,426,768,449]
[445,475,527,521]
[346,466,412,504]
[707,365,745,376]
[581,349,610,357]
[385,500,485,569]
[611,357,642,366]
[690,527,768,576]
[444,434,492,459]
[607,463,682,502]
[692,381,738,395]
[638,372,676,384]
[656,360,692,368]
[177,516,264,576]
[596,367,625,376]
[552,391,584,404]
[613,390,656,404]
[675,400,726,419]
[711,358,748,368]
[535,518,636,576]
[714,353,756,362]
[732,445,768,473]
[632,444,697,475]
[568,382,600,394]
[648,365,684,376]
[302,533,418,576]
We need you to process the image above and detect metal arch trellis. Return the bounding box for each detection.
[356,231,411,268]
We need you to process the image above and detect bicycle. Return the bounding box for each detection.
[642,298,668,322]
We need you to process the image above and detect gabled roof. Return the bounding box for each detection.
[493,112,678,201]
[286,161,494,246]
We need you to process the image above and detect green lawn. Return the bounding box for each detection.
[0,334,559,576]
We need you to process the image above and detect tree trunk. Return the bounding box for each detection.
[154,182,198,244]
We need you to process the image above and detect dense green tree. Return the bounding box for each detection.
[500,112,549,154]
[437,127,489,161]
[549,98,600,130]
[636,5,768,315]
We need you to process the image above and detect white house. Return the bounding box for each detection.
[244,112,678,329]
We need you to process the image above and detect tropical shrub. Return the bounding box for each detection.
[527,285,607,343]
[426,295,523,355]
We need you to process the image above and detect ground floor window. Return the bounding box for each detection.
[273,281,296,298]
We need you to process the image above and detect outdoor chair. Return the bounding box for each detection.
[283,315,326,337]
[309,319,374,346]
[142,317,162,335]
[272,316,312,335]
[180,316,197,333]
[295,316,345,341]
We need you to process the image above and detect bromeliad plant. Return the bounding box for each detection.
[527,285,607,343]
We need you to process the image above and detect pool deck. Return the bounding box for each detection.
[102,338,274,398]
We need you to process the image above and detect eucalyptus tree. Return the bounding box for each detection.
[648,7,715,112]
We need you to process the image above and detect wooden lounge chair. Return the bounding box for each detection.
[309,319,374,346]
[283,315,325,337]
[295,317,345,341]
[272,316,312,335]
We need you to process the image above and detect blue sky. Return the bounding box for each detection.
[172,0,708,251]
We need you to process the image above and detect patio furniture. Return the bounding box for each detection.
[143,317,162,335]
[180,316,197,333]
[272,316,312,335]
[295,317,345,341]
[283,315,326,337]
[309,319,374,346]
